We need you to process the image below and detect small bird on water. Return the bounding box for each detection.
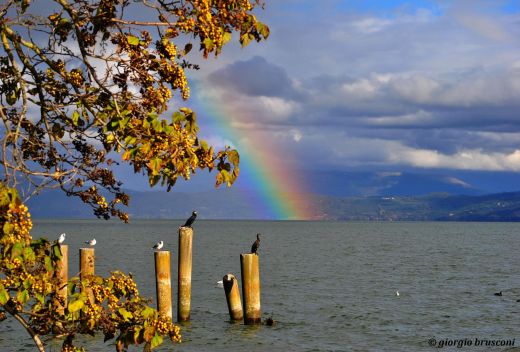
[153,241,164,250]
[251,233,260,255]
[85,238,96,246]
[494,291,503,296]
[183,211,197,228]
[57,233,66,244]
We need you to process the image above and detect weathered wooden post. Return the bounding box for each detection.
[223,273,243,321]
[154,250,173,319]
[56,244,68,314]
[79,247,95,304]
[240,253,261,324]
[79,247,95,279]
[178,227,193,322]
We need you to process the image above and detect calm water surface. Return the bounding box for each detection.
[1,220,520,351]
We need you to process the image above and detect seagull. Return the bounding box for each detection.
[153,241,164,250]
[215,280,223,288]
[85,238,96,246]
[251,233,260,255]
[396,291,400,297]
[57,233,66,244]
[183,211,197,228]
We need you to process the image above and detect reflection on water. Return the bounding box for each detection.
[1,220,520,351]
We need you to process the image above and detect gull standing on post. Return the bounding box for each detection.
[153,241,164,250]
[85,238,96,246]
[57,233,66,244]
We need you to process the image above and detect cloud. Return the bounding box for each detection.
[191,0,520,175]
[207,56,301,100]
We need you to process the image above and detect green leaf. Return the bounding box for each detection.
[44,256,53,272]
[222,31,232,45]
[2,222,13,235]
[118,308,133,321]
[127,35,139,46]
[203,38,214,51]
[23,247,35,262]
[151,334,163,349]
[227,150,239,165]
[240,33,254,48]
[68,298,84,313]
[17,289,29,305]
[148,158,162,176]
[123,135,137,146]
[172,111,185,124]
[256,22,270,39]
[0,284,9,305]
[52,244,63,260]
[141,306,156,319]
[35,293,45,304]
[10,243,23,260]
[72,110,80,126]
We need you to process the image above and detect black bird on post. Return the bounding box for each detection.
[251,233,260,255]
[183,211,197,228]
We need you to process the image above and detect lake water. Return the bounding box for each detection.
[1,220,520,351]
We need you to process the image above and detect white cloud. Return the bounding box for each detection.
[444,177,472,188]
[389,145,520,171]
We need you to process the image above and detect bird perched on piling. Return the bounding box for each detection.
[85,238,96,246]
[251,233,260,255]
[183,211,197,228]
[57,233,66,244]
[153,241,164,250]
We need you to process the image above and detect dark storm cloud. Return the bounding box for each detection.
[207,56,303,100]
[198,0,520,171]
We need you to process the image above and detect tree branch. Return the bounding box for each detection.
[4,302,45,352]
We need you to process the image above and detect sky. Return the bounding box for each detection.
[116,0,520,195]
[17,0,520,196]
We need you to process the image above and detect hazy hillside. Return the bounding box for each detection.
[26,186,520,221]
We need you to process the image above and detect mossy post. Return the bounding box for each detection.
[223,273,243,321]
[178,227,193,322]
[240,253,261,324]
[154,250,173,319]
[56,244,68,314]
[79,247,95,304]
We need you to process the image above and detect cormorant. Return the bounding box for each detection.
[251,233,260,255]
[153,241,164,250]
[494,291,503,296]
[183,211,197,228]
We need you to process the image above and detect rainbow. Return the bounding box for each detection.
[192,92,317,220]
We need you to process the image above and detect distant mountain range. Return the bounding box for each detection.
[299,170,514,197]
[26,186,520,222]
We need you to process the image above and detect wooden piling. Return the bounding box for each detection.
[178,227,193,322]
[79,247,95,305]
[79,247,95,279]
[240,253,261,324]
[154,250,173,319]
[223,273,243,321]
[56,244,68,314]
